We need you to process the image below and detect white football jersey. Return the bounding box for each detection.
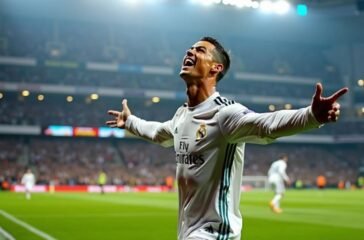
[21,173,35,189]
[268,160,289,183]
[126,92,320,240]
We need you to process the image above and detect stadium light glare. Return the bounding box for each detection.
[235,0,245,8]
[274,0,291,15]
[37,94,45,101]
[22,90,30,97]
[296,4,308,16]
[90,93,99,100]
[66,96,73,103]
[268,104,275,111]
[358,79,364,86]
[259,0,273,13]
[152,96,160,103]
[190,0,220,6]
[123,0,139,5]
[251,1,260,9]
[284,103,292,110]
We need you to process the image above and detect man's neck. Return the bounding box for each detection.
[186,83,216,107]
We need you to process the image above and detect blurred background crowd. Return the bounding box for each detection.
[0,0,363,191]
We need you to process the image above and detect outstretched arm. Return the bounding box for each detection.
[220,83,349,144]
[106,99,174,147]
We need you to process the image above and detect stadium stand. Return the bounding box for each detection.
[0,4,363,192]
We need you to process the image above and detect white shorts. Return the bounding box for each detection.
[24,184,34,192]
[269,179,285,194]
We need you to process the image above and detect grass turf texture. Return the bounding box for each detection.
[0,190,363,240]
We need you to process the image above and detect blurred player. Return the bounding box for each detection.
[98,170,107,194]
[268,154,290,213]
[107,37,348,239]
[21,168,35,200]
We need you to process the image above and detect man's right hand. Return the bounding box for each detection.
[106,99,131,129]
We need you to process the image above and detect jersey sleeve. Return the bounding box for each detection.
[278,162,290,182]
[218,104,321,144]
[125,110,178,148]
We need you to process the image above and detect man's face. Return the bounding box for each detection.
[179,41,218,81]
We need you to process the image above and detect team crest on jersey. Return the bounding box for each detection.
[196,123,207,141]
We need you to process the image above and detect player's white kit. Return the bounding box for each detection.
[268,160,289,194]
[126,92,320,240]
[21,173,35,191]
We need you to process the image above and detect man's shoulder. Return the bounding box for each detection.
[214,95,252,115]
[213,95,238,107]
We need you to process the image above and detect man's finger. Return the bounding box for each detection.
[108,110,120,116]
[313,83,323,100]
[329,87,349,102]
[122,99,129,111]
[106,120,117,125]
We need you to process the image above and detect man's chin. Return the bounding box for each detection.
[179,70,189,77]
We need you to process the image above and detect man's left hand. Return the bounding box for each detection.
[311,83,349,124]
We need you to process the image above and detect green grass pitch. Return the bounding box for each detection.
[0,190,363,239]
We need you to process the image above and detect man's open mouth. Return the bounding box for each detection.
[183,57,195,67]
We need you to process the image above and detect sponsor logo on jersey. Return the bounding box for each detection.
[176,153,205,166]
[196,123,207,141]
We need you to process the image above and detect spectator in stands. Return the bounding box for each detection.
[316,174,327,189]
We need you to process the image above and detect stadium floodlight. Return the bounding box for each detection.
[251,1,260,9]
[284,103,292,110]
[190,0,221,6]
[123,0,138,5]
[222,0,231,5]
[21,90,30,97]
[90,93,99,100]
[66,96,73,103]
[296,4,308,16]
[358,79,364,86]
[259,0,273,13]
[152,96,160,103]
[0,92,3,99]
[268,104,275,111]
[37,94,45,101]
[202,0,221,6]
[273,0,291,15]
[234,0,245,8]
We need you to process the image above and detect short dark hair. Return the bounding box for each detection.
[200,36,230,82]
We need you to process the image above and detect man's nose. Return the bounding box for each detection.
[186,48,194,56]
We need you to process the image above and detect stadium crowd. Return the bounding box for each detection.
[0,92,362,135]
[0,14,362,192]
[0,17,342,85]
[0,137,362,190]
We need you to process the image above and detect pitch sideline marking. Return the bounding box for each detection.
[0,210,57,240]
[0,227,16,240]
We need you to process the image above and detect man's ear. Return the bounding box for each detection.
[210,63,224,75]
